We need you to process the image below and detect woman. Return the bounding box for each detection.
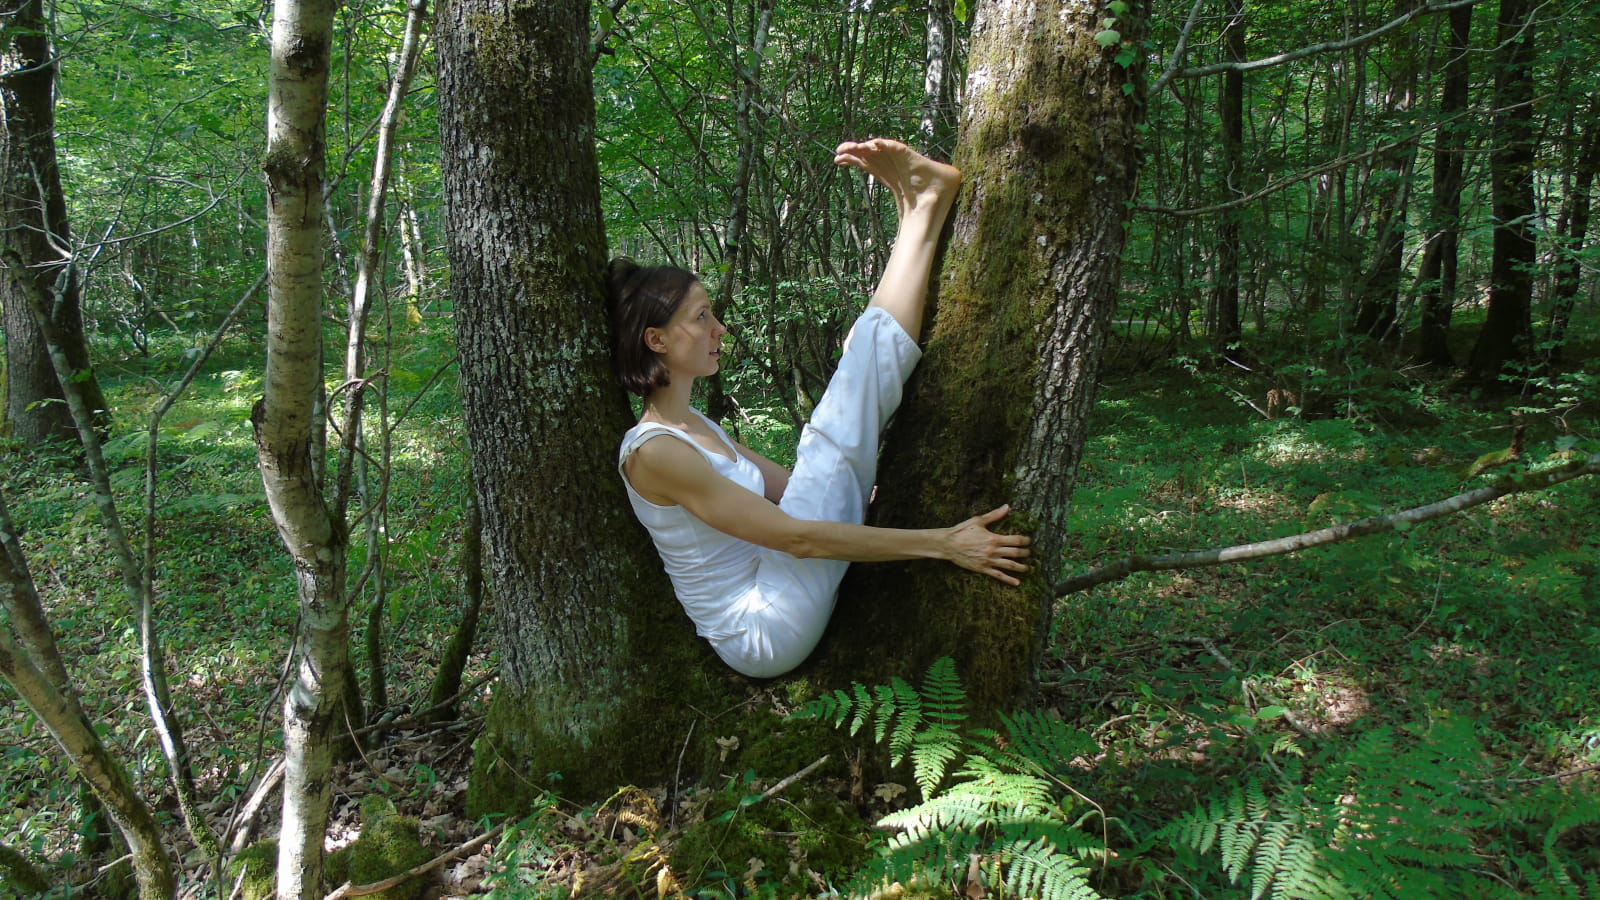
[610,139,1029,678]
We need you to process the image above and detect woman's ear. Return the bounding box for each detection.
[643,326,667,354]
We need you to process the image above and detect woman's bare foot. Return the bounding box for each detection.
[834,138,960,219]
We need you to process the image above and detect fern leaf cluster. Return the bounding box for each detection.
[1166,714,1600,898]
[797,658,1106,899]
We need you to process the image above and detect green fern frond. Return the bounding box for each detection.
[997,834,1100,900]
[862,820,987,890]
[798,657,1108,899]
[885,678,923,766]
[849,681,874,736]
[920,656,966,727]
[999,709,1099,775]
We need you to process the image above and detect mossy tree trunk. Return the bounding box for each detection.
[1353,0,1419,341]
[1543,98,1598,366]
[0,0,109,445]
[813,0,1149,718]
[437,0,727,811]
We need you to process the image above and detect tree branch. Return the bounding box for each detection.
[1055,453,1600,596]
[1170,0,1488,80]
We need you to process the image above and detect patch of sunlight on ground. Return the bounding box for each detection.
[1262,652,1374,732]
[1252,428,1344,465]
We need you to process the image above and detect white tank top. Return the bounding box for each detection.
[618,410,766,643]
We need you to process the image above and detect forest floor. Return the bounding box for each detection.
[4,319,1600,898]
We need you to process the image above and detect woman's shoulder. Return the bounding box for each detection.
[620,419,690,460]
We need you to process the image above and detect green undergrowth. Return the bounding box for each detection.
[1046,349,1600,895]
[1,319,473,885]
[7,307,1598,897]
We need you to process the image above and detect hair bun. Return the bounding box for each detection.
[605,257,641,304]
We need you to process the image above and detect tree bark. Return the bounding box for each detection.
[1353,0,1419,341]
[1414,2,1471,366]
[919,0,961,158]
[1211,0,1244,349]
[0,0,109,444]
[253,1,350,897]
[1465,0,1537,384]
[1543,100,1598,366]
[437,0,720,809]
[815,0,1148,718]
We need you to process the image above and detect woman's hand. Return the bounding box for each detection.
[945,505,1032,586]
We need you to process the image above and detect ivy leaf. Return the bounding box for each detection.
[1108,0,1130,13]
[1094,28,1121,48]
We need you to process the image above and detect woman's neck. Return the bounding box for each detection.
[640,376,696,425]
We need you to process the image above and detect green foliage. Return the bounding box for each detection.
[1166,714,1600,898]
[799,658,1106,899]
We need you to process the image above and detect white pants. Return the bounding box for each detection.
[711,306,922,677]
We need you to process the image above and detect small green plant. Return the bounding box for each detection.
[481,806,563,900]
[799,658,1107,900]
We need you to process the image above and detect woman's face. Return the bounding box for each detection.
[647,282,726,380]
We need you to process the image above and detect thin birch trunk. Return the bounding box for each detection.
[255,1,346,896]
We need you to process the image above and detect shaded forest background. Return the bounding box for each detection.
[2,0,1598,897]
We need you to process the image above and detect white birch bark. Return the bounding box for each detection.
[254,0,346,896]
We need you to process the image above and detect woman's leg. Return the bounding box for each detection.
[833,139,961,342]
[716,143,960,677]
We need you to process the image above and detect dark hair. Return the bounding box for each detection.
[605,257,699,396]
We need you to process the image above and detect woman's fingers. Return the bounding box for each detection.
[977,503,1010,525]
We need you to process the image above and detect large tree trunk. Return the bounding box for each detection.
[0,0,109,444]
[253,1,351,897]
[1466,0,1538,384]
[438,0,721,811]
[1414,2,1471,366]
[814,0,1148,718]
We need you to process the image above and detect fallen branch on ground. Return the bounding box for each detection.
[1055,452,1600,596]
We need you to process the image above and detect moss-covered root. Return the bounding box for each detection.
[324,796,434,900]
[0,839,52,895]
[229,840,277,900]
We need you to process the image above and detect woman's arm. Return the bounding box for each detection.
[629,436,1030,584]
[733,441,790,503]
